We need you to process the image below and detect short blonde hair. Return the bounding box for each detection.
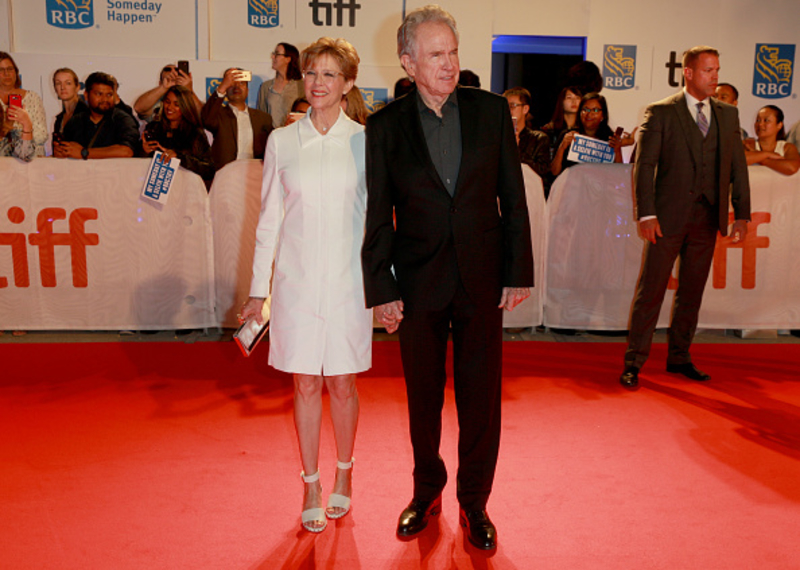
[301,37,360,82]
[683,46,719,69]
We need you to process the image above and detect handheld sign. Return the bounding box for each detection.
[567,134,616,164]
[142,150,180,205]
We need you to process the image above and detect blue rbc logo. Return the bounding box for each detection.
[206,78,222,100]
[248,0,279,28]
[360,88,388,113]
[602,45,636,90]
[47,0,94,29]
[752,44,794,99]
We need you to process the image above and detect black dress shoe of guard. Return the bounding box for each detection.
[460,509,497,550]
[619,366,639,390]
[666,362,710,381]
[397,495,442,537]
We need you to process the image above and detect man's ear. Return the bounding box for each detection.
[400,54,415,80]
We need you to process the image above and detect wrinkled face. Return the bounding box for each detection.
[162,91,183,124]
[0,58,17,89]
[754,107,782,140]
[402,22,459,100]
[87,83,115,115]
[506,95,528,131]
[685,53,719,100]
[579,98,604,131]
[563,89,581,114]
[303,54,353,113]
[54,72,80,102]
[714,85,737,106]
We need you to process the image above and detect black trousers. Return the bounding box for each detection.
[398,280,503,511]
[625,199,718,369]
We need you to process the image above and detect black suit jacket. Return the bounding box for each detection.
[201,92,273,171]
[362,87,534,311]
[634,91,750,236]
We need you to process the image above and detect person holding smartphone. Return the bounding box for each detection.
[0,52,47,157]
[141,85,215,186]
[0,97,35,161]
[133,62,202,123]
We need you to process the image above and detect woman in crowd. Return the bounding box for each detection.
[540,86,583,158]
[284,97,310,126]
[141,85,215,185]
[257,42,304,128]
[52,68,87,134]
[0,99,35,161]
[342,85,368,125]
[745,105,800,176]
[551,92,623,177]
[0,52,47,156]
[240,38,371,533]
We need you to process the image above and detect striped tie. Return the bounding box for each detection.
[696,102,709,137]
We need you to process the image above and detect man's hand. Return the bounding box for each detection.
[639,218,663,244]
[731,219,748,244]
[175,70,193,90]
[499,287,530,311]
[375,300,404,334]
[53,141,83,159]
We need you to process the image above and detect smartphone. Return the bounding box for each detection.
[177,60,189,75]
[236,70,252,82]
[144,129,156,142]
[614,126,624,138]
[8,93,22,108]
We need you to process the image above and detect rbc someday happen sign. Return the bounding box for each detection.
[567,135,615,164]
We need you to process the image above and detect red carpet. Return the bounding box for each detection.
[2,341,799,569]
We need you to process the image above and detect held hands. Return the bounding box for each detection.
[240,296,270,326]
[499,287,531,311]
[375,300,404,334]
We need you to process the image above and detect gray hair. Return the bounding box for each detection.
[397,4,459,62]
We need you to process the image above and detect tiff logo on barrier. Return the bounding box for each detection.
[47,0,94,29]
[309,0,361,27]
[752,44,795,99]
[248,0,279,28]
[667,213,770,291]
[0,207,99,288]
[603,45,636,90]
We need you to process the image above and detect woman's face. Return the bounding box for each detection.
[580,98,604,132]
[162,92,183,125]
[0,58,18,90]
[754,108,782,140]
[54,72,80,102]
[303,54,353,113]
[563,90,581,114]
[271,44,290,73]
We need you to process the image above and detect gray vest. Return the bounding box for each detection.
[694,108,719,205]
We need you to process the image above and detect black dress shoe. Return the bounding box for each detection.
[666,362,710,381]
[397,495,442,537]
[460,509,497,550]
[619,366,639,390]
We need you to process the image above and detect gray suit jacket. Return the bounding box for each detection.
[633,91,750,236]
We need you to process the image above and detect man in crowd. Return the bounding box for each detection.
[620,46,750,390]
[201,68,273,172]
[134,63,202,122]
[54,71,139,160]
[362,5,533,551]
[714,83,749,138]
[503,87,551,182]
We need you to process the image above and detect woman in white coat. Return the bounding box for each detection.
[240,37,371,533]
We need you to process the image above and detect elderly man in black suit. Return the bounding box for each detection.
[621,46,751,389]
[361,5,534,551]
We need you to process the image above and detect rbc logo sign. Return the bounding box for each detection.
[360,88,387,113]
[47,0,94,29]
[206,78,222,100]
[248,0,279,28]
[602,45,636,90]
[753,44,794,99]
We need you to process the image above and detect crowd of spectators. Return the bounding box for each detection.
[2,48,799,191]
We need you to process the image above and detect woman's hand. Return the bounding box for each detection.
[240,297,269,326]
[743,138,757,151]
[561,131,575,149]
[141,133,160,154]
[619,126,637,147]
[6,106,33,137]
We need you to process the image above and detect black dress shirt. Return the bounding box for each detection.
[418,91,462,196]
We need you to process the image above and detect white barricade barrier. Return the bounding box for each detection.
[0,158,216,330]
[545,163,800,329]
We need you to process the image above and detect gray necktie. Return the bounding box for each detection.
[696,102,709,137]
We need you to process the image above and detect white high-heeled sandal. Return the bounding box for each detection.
[301,470,326,533]
[326,458,354,520]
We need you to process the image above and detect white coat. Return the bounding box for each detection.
[250,110,372,375]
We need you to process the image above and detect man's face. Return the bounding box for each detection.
[87,83,115,115]
[402,22,459,100]
[227,77,249,106]
[684,53,719,100]
[714,85,737,106]
[506,95,528,132]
